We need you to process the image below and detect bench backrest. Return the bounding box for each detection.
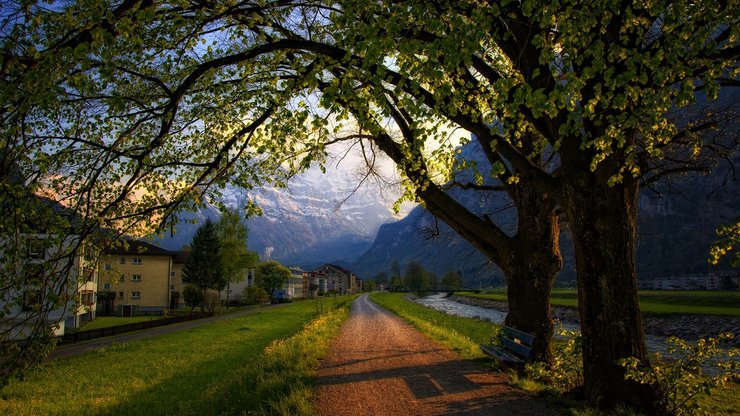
[500,326,535,360]
[502,326,535,346]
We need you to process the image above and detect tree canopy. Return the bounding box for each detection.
[254,261,291,299]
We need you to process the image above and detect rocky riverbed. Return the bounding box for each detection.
[450,295,740,347]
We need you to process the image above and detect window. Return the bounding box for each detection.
[27,238,46,260]
[104,283,110,290]
[170,285,175,290]
[119,256,126,264]
[81,290,94,306]
[131,291,141,299]
[131,274,141,282]
[132,258,142,265]
[118,291,124,298]
[119,274,125,283]
[105,263,112,270]
[22,290,41,311]
[170,271,176,278]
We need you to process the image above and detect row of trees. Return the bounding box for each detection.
[181,209,258,311]
[181,209,294,311]
[372,262,464,293]
[1,2,737,412]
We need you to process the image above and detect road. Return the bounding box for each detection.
[313,294,560,416]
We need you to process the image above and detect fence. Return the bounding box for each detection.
[57,312,213,345]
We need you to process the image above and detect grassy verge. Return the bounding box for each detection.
[459,289,740,316]
[369,292,496,362]
[0,296,355,416]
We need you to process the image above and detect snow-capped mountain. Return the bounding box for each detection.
[155,161,401,269]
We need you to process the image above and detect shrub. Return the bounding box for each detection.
[619,333,739,416]
[526,325,584,394]
[204,289,221,313]
[183,284,204,311]
[243,286,269,306]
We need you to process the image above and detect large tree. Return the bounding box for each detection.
[2,2,736,411]
[254,261,291,300]
[182,219,225,311]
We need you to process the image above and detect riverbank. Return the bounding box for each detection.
[451,295,740,347]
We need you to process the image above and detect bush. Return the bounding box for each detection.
[619,333,739,416]
[183,284,204,311]
[526,325,584,394]
[204,289,221,313]
[243,286,269,306]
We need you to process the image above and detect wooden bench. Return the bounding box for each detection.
[480,325,535,370]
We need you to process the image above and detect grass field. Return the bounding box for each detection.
[459,289,740,316]
[0,296,354,416]
[371,292,740,416]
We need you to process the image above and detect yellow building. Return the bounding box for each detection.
[98,240,188,314]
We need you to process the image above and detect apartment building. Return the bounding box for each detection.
[98,240,188,314]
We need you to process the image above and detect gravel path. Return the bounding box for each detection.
[313,294,561,416]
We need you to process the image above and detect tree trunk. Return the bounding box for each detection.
[501,189,561,364]
[560,172,658,412]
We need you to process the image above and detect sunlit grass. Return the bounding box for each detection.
[0,296,354,416]
[369,292,495,362]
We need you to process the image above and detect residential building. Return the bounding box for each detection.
[0,194,98,338]
[312,264,358,295]
[98,240,188,314]
[220,268,256,303]
[273,267,305,300]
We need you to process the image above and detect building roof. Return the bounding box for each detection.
[103,239,175,257]
[173,251,190,264]
[315,263,354,275]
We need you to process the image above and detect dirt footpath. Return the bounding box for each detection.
[313,294,561,416]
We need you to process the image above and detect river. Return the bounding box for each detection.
[414,292,670,354]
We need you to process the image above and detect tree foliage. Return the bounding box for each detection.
[441,270,464,291]
[215,208,258,284]
[254,261,291,299]
[405,261,429,296]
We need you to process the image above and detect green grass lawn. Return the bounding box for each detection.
[0,296,354,416]
[459,289,740,316]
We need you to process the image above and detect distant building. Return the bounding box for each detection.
[312,264,359,295]
[220,268,256,303]
[645,273,730,291]
[268,267,305,300]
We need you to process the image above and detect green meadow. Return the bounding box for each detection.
[458,289,740,316]
[0,296,353,416]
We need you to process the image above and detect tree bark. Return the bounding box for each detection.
[500,190,561,364]
[559,170,658,412]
